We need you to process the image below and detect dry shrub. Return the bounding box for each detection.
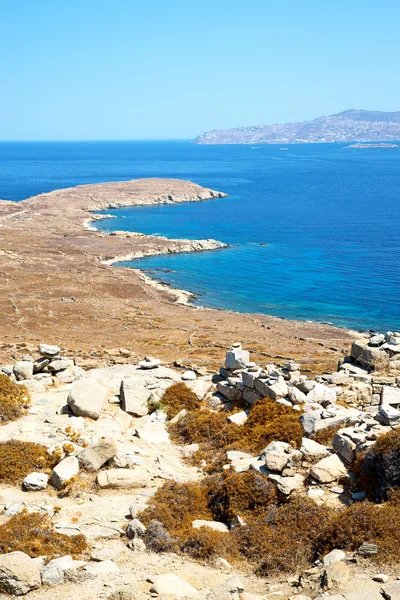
[359,429,400,501]
[234,497,332,575]
[169,409,240,449]
[0,511,88,559]
[0,440,55,484]
[162,383,201,419]
[0,374,30,423]
[170,398,302,461]
[235,398,303,454]
[205,470,277,522]
[318,492,400,565]
[180,527,239,561]
[139,480,212,538]
[144,520,175,553]
[311,424,342,447]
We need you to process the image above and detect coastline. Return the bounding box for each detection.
[0,178,360,373]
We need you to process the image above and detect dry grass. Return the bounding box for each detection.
[162,383,201,419]
[0,374,30,423]
[311,424,342,447]
[0,440,56,484]
[0,511,88,559]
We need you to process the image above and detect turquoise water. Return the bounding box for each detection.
[1,140,399,331]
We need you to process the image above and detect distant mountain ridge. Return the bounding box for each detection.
[194,109,400,145]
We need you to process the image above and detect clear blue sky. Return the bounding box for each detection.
[1,0,399,140]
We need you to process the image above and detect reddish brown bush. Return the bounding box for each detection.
[162,383,201,419]
[0,375,30,423]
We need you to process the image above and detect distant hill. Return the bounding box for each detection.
[193,109,400,145]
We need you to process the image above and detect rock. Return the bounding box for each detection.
[126,518,146,540]
[108,589,136,600]
[322,549,346,566]
[308,383,337,405]
[227,410,248,425]
[23,472,49,491]
[381,581,400,599]
[345,590,386,600]
[264,377,289,400]
[182,370,196,381]
[51,456,79,490]
[225,343,250,370]
[120,377,150,416]
[13,361,34,381]
[288,386,307,405]
[192,520,229,532]
[150,573,198,598]
[351,339,390,371]
[333,433,356,463]
[215,557,233,573]
[381,386,400,406]
[83,560,120,577]
[41,555,82,586]
[67,378,107,419]
[264,451,289,473]
[369,334,385,346]
[217,381,242,402]
[378,404,400,426]
[323,561,350,589]
[310,454,347,483]
[357,542,378,556]
[268,473,304,495]
[39,344,60,357]
[208,576,244,600]
[186,378,213,400]
[46,359,71,372]
[0,551,41,595]
[91,541,127,562]
[78,438,117,471]
[300,438,330,460]
[97,468,151,489]
[243,387,262,405]
[32,357,50,373]
[373,574,389,583]
[139,357,161,369]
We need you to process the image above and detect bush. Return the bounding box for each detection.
[162,383,201,419]
[359,429,400,501]
[0,374,30,423]
[0,440,56,484]
[318,493,400,565]
[205,470,277,522]
[0,511,88,559]
[144,520,175,553]
[169,410,240,449]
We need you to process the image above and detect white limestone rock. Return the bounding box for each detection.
[78,437,117,471]
[120,377,150,416]
[97,468,151,489]
[0,551,41,595]
[67,378,107,419]
[23,472,49,491]
[51,456,79,490]
[13,361,34,381]
[268,473,304,495]
[225,343,250,370]
[150,573,198,598]
[310,454,347,483]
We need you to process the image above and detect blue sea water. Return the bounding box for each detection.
[1,140,399,331]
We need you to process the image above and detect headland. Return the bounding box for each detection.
[0,178,357,373]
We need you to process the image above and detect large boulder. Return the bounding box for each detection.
[351,339,390,371]
[13,361,33,381]
[67,379,107,419]
[0,551,41,595]
[120,377,150,416]
[78,438,117,471]
[310,454,347,483]
[225,343,250,370]
[41,555,84,586]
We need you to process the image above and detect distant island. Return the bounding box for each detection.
[194,109,400,145]
[346,142,399,149]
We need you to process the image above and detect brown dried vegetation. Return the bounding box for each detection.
[311,424,342,447]
[0,374,30,423]
[358,429,400,501]
[0,440,56,484]
[0,511,88,559]
[161,382,201,419]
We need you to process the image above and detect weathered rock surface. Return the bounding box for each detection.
[0,551,41,595]
[67,379,107,419]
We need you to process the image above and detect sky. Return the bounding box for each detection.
[1,0,399,140]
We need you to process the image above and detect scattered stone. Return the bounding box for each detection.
[192,519,229,532]
[268,473,304,495]
[67,378,107,419]
[23,472,49,491]
[264,450,289,473]
[0,551,41,595]
[139,357,161,369]
[323,561,350,589]
[308,383,337,405]
[51,456,79,490]
[310,454,347,483]
[41,555,82,586]
[227,410,248,425]
[357,542,378,556]
[78,437,117,471]
[83,560,120,577]
[182,370,196,380]
[120,377,150,416]
[97,468,151,489]
[13,360,34,381]
[322,549,346,566]
[126,518,146,540]
[373,573,389,583]
[39,344,60,357]
[149,573,198,598]
[300,438,330,460]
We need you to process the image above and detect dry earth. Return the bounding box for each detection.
[0,178,357,373]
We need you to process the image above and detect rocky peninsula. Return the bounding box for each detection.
[0,178,356,374]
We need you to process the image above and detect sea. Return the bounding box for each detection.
[1,140,399,332]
